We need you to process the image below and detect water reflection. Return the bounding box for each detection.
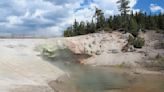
[44,49,164,92]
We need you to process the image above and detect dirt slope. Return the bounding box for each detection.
[0,39,64,92]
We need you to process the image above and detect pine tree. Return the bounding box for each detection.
[149,16,157,30]
[129,17,139,37]
[107,16,113,28]
[94,7,105,30]
[117,0,130,31]
[117,0,130,16]
[158,13,164,30]
[86,22,91,33]
[64,26,73,37]
[134,12,146,30]
[112,15,122,30]
[73,19,79,35]
[90,19,96,33]
[79,21,86,35]
[145,13,150,29]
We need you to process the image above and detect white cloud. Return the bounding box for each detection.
[7,16,23,25]
[0,0,138,36]
[150,4,164,13]
[92,0,138,16]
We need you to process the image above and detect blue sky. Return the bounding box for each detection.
[134,0,164,14]
[0,0,163,36]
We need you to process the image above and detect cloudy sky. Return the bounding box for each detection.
[0,0,163,36]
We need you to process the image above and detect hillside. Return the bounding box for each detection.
[63,31,163,66]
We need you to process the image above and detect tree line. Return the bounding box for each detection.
[64,0,164,37]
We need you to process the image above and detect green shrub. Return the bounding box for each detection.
[133,37,145,48]
[103,27,112,32]
[128,35,135,45]
[128,35,145,48]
